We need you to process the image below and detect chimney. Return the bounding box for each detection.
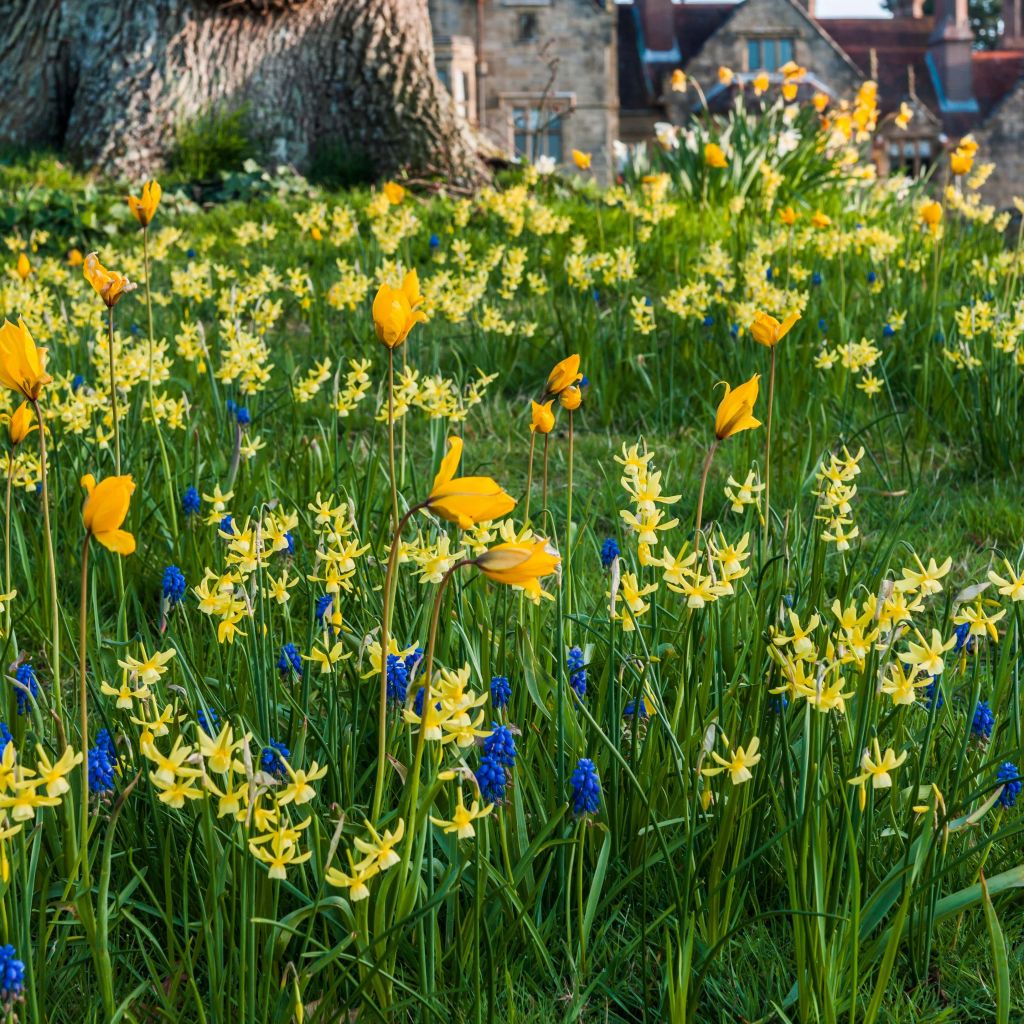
[928,0,978,110]
[637,0,677,58]
[805,0,816,19]
[1003,0,1024,48]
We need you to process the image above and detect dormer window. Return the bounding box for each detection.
[746,38,795,72]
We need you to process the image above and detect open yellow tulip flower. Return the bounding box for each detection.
[83,252,135,308]
[750,310,800,348]
[372,273,427,349]
[0,318,51,401]
[530,400,555,434]
[81,473,137,554]
[476,539,561,600]
[545,354,582,396]
[715,374,761,441]
[426,437,516,529]
[127,180,162,228]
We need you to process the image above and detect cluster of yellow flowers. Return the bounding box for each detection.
[813,446,864,551]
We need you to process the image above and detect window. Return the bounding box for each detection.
[887,137,934,177]
[517,12,539,43]
[746,38,794,71]
[512,107,563,162]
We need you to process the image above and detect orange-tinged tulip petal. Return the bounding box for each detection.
[427,437,515,528]
[83,252,135,308]
[572,149,591,170]
[530,400,555,434]
[372,282,427,349]
[715,374,762,441]
[545,354,582,395]
[127,179,162,227]
[431,436,463,491]
[0,318,51,401]
[750,310,800,348]
[704,143,728,169]
[6,401,36,445]
[476,539,561,597]
[82,473,136,554]
[16,254,30,282]
[401,269,424,310]
[559,386,582,411]
[382,181,405,204]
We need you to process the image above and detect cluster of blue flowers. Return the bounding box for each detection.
[476,724,517,803]
[567,646,587,700]
[13,663,37,716]
[162,564,186,606]
[219,514,234,536]
[972,700,994,740]
[197,707,219,736]
[0,723,10,754]
[600,537,620,570]
[277,642,302,677]
[490,674,511,710]
[996,762,1021,809]
[571,758,601,816]
[316,594,335,626]
[225,399,251,426]
[261,739,290,777]
[89,730,117,794]
[181,485,201,517]
[386,654,409,705]
[0,944,24,1004]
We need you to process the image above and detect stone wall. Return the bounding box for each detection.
[429,0,618,180]
[978,79,1024,208]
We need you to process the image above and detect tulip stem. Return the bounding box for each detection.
[78,534,91,869]
[764,345,776,537]
[525,431,536,525]
[694,440,719,551]
[32,400,62,724]
[387,348,399,535]
[542,434,550,511]
[4,460,12,639]
[566,411,575,633]
[107,307,121,476]
[371,501,424,823]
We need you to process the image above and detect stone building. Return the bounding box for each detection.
[428,0,619,179]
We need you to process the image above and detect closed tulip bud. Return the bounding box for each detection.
[779,206,798,226]
[950,151,972,176]
[545,354,582,396]
[81,473,136,555]
[127,179,162,228]
[83,253,136,308]
[382,181,405,205]
[718,66,734,86]
[530,400,556,434]
[572,149,592,171]
[715,374,761,441]
[475,539,561,600]
[15,254,30,282]
[68,249,84,267]
[704,143,728,169]
[920,201,943,232]
[670,69,687,93]
[559,386,582,411]
[372,272,427,349]
[812,91,829,113]
[750,310,800,348]
[782,81,798,102]
[426,437,516,529]
[0,318,51,401]
[7,402,36,446]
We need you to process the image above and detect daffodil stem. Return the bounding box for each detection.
[765,345,776,537]
[387,348,399,535]
[142,226,178,537]
[694,440,719,551]
[371,501,423,824]
[524,431,536,525]
[107,307,121,476]
[32,401,61,724]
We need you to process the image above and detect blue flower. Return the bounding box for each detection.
[219,514,234,536]
[429,232,441,249]
[95,728,116,761]
[235,406,251,427]
[0,944,25,1003]
[197,707,219,736]
[972,700,994,740]
[600,537,620,569]
[729,324,739,338]
[484,724,516,767]
[624,698,648,719]
[570,758,601,816]
[386,654,409,705]
[592,289,601,304]
[996,761,1021,808]
[882,323,895,337]
[567,646,587,699]
[186,247,197,259]
[71,373,85,392]
[277,643,302,676]
[405,647,424,681]
[702,315,714,327]
[182,486,201,516]
[866,270,877,284]
[953,620,974,654]
[316,594,334,626]
[812,271,822,286]
[770,694,789,714]
[283,531,295,555]
[162,565,186,606]
[0,722,10,754]
[818,318,827,332]
[130,323,140,336]
[13,664,37,716]
[476,753,506,803]
[925,679,944,710]
[88,744,116,794]
[765,267,773,282]
[490,675,511,709]
[261,740,290,777]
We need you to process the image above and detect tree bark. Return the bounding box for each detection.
[0,0,486,184]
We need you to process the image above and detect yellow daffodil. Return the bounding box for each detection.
[430,787,493,839]
[752,72,769,96]
[848,739,907,809]
[812,91,829,112]
[703,736,761,784]
[989,560,1024,601]
[0,318,51,401]
[127,179,162,228]
[83,252,135,308]
[198,723,246,774]
[372,272,427,349]
[34,745,83,798]
[714,374,761,440]
[81,473,136,554]
[353,819,405,872]
[425,436,516,528]
[899,628,955,677]
[670,69,687,92]
[530,399,555,434]
[750,310,800,348]
[325,849,379,901]
[779,206,798,226]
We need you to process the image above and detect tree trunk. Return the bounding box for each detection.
[0,0,485,184]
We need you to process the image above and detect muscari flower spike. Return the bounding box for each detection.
[483,724,516,768]
[567,646,587,700]
[386,654,409,705]
[162,565,186,606]
[490,675,511,710]
[261,739,290,778]
[181,486,201,516]
[0,943,25,1004]
[13,663,37,716]
[571,758,601,816]
[476,754,506,803]
[197,707,219,737]
[277,643,302,676]
[972,700,994,740]
[996,762,1021,809]
[88,743,116,794]
[600,537,620,570]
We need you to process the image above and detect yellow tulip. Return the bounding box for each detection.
[779,206,798,226]
[529,400,555,434]
[0,318,51,401]
[426,437,516,529]
[950,151,972,176]
[750,310,800,348]
[718,66,734,86]
[81,473,136,555]
[83,252,135,308]
[67,249,84,267]
[372,276,427,349]
[476,539,561,600]
[812,91,829,113]
[753,73,770,96]
[559,386,582,411]
[7,402,36,445]
[782,82,798,102]
[545,354,582,395]
[127,179,162,228]
[670,69,687,93]
[572,149,591,171]
[810,211,831,229]
[920,200,943,232]
[715,374,761,441]
[704,143,728,169]
[382,181,405,204]
[15,254,30,282]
